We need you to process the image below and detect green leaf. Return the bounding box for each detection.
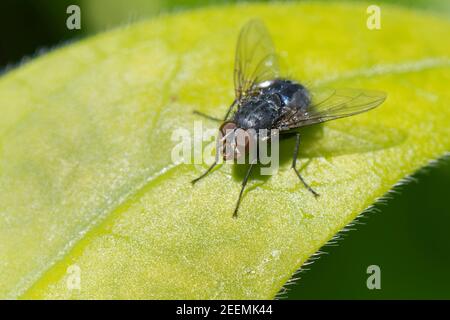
[1,3,449,299]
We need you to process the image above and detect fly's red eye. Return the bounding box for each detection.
[220,121,237,136]
[234,128,250,157]
[219,122,237,161]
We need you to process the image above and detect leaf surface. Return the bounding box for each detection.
[0,3,449,299]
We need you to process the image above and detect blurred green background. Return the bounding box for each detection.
[1,0,449,299]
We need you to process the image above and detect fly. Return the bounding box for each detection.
[192,19,386,217]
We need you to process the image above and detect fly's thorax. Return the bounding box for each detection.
[233,95,281,130]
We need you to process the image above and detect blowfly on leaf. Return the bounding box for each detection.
[192,19,386,217]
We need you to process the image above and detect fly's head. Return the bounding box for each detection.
[219,121,253,161]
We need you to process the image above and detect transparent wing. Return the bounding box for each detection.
[234,19,280,100]
[276,88,387,130]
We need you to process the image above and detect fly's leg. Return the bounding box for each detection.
[223,99,237,121]
[233,161,256,218]
[191,100,237,184]
[192,100,237,123]
[191,160,218,185]
[292,133,319,197]
[193,111,221,122]
[192,134,222,184]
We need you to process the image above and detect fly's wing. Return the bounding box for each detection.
[234,19,280,101]
[275,88,386,131]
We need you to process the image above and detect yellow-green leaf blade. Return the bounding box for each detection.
[0,3,448,299]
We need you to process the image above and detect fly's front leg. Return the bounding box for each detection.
[191,136,222,184]
[292,133,319,197]
[223,99,237,121]
[192,100,237,183]
[193,100,237,122]
[191,160,218,184]
[193,111,221,122]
